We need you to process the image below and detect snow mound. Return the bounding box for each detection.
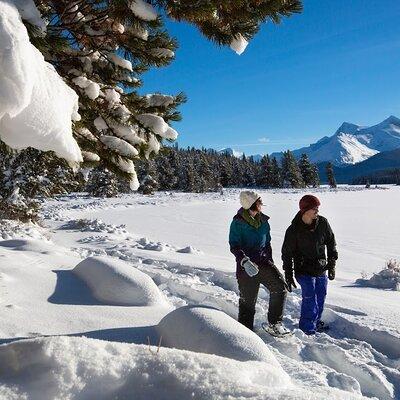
[0,219,49,241]
[61,219,128,235]
[0,1,82,163]
[176,245,202,254]
[137,237,175,252]
[356,260,400,291]
[0,336,360,400]
[73,256,169,306]
[0,238,60,255]
[70,246,108,259]
[157,305,282,364]
[326,371,362,394]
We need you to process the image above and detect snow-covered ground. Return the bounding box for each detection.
[0,186,399,399]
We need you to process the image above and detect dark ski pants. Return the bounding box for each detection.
[237,264,287,330]
[296,274,328,334]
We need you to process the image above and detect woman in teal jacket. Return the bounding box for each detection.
[229,191,289,337]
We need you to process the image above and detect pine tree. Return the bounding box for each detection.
[270,157,282,188]
[195,152,213,192]
[298,153,319,187]
[310,164,320,187]
[140,175,159,194]
[165,148,180,189]
[325,162,337,188]
[0,144,84,199]
[136,158,159,193]
[86,165,120,197]
[231,157,244,187]
[258,155,275,188]
[20,0,302,188]
[281,150,304,188]
[209,151,222,190]
[0,142,85,221]
[0,187,40,223]
[181,159,197,192]
[237,154,255,187]
[0,143,40,222]
[139,163,159,194]
[219,154,234,187]
[154,153,173,190]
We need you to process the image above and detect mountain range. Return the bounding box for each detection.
[217,148,244,158]
[270,116,400,166]
[319,147,400,183]
[217,116,400,183]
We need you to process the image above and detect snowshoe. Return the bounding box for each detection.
[261,322,292,338]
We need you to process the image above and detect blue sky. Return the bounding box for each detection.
[141,0,400,155]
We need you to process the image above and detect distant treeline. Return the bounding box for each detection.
[135,146,321,194]
[352,168,400,185]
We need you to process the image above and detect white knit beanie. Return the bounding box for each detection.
[239,191,260,210]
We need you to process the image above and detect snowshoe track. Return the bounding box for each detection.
[48,197,400,399]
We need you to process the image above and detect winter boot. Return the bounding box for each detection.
[261,322,292,338]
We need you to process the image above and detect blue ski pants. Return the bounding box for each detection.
[296,274,328,334]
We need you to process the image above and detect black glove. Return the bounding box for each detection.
[327,259,336,281]
[284,269,297,292]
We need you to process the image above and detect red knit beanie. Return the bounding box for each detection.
[299,195,321,214]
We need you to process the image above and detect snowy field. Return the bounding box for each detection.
[0,186,400,400]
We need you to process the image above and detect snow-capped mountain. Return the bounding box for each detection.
[271,116,400,166]
[218,148,244,158]
[217,149,263,162]
[327,148,400,183]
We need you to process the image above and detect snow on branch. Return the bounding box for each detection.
[129,0,158,21]
[0,1,82,164]
[99,135,139,158]
[108,53,133,72]
[11,0,46,30]
[136,114,178,140]
[72,76,101,100]
[230,34,248,55]
[145,94,175,108]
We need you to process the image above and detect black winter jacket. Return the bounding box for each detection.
[281,212,338,276]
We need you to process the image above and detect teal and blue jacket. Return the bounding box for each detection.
[229,208,273,278]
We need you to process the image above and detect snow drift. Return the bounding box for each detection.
[157,305,281,364]
[73,256,170,306]
[1,189,398,400]
[0,1,82,163]
[0,336,363,400]
[0,238,58,254]
[356,260,400,291]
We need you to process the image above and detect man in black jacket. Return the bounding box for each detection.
[282,195,338,334]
